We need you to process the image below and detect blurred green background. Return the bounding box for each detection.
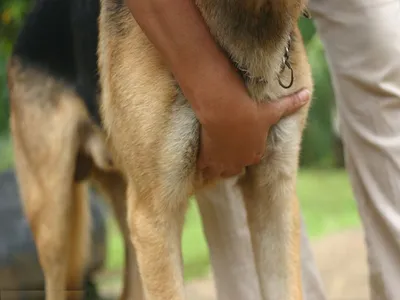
[0,0,359,286]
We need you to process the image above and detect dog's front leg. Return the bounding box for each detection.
[127,183,187,300]
[240,168,302,300]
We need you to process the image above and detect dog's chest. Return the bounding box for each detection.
[195,0,296,101]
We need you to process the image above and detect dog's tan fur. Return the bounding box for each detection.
[98,0,312,299]
[7,58,140,300]
[8,0,312,299]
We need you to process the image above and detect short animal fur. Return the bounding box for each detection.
[8,0,313,299]
[98,0,312,299]
[7,0,139,299]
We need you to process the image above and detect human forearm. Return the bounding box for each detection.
[125,0,247,120]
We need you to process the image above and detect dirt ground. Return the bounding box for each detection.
[100,228,369,300]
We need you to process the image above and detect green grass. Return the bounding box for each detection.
[105,169,360,281]
[181,201,211,280]
[0,134,13,171]
[298,169,360,238]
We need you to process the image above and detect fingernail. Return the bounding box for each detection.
[298,89,311,104]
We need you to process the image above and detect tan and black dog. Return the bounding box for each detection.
[98,0,312,299]
[8,0,312,299]
[7,0,137,299]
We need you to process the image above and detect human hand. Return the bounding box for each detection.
[197,88,310,180]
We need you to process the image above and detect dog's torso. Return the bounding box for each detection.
[11,0,102,125]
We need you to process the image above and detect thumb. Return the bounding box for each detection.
[262,89,311,124]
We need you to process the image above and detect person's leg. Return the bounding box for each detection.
[196,179,262,300]
[197,179,326,300]
[300,218,327,300]
[309,1,400,299]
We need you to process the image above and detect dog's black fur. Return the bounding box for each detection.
[12,0,101,124]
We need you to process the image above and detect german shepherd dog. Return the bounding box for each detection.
[7,0,136,299]
[8,0,312,299]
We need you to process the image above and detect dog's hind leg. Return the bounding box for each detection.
[92,169,144,300]
[8,62,95,300]
[11,136,89,300]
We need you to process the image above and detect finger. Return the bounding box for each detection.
[262,89,311,124]
[252,152,263,164]
[252,137,267,164]
[277,89,311,118]
[197,156,207,170]
[197,127,206,166]
[202,166,222,181]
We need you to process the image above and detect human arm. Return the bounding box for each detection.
[126,0,310,179]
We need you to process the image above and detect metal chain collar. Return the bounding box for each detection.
[235,9,311,89]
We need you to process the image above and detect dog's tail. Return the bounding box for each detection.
[74,119,114,181]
